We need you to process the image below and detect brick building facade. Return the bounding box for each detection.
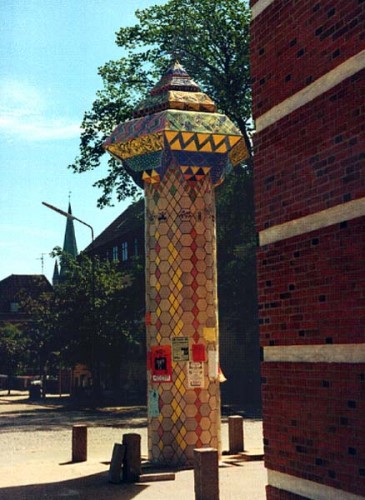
[250,0,364,498]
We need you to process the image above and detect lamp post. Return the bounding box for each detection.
[42,201,98,399]
[42,202,94,242]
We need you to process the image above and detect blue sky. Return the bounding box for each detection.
[0,0,166,283]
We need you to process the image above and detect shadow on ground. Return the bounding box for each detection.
[0,393,261,433]
[0,394,148,432]
[0,470,150,500]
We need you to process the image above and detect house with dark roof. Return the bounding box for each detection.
[0,274,53,325]
[84,199,144,267]
[82,199,146,402]
[0,274,72,394]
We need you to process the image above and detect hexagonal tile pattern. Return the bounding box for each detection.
[145,165,221,466]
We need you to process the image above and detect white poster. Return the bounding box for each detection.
[172,336,190,362]
[148,389,160,417]
[187,361,204,388]
[208,349,218,379]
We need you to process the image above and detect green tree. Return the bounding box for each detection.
[217,167,257,326]
[20,250,144,398]
[0,323,26,395]
[19,287,60,396]
[51,250,145,394]
[69,0,259,405]
[70,0,252,207]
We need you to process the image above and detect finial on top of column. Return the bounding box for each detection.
[133,60,215,117]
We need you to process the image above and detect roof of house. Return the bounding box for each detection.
[0,274,53,312]
[84,199,144,253]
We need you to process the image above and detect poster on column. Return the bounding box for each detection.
[172,336,189,362]
[208,349,218,379]
[148,389,160,417]
[187,361,204,388]
[192,343,206,362]
[151,345,172,382]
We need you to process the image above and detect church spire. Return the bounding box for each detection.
[52,259,60,286]
[62,202,78,258]
[59,201,78,281]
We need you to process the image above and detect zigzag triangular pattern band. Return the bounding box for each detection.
[107,131,242,161]
[165,131,240,153]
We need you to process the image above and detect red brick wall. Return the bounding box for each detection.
[258,218,365,347]
[261,362,365,495]
[251,0,365,498]
[251,0,365,117]
[254,70,365,232]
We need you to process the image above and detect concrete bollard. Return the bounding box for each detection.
[228,415,244,454]
[108,443,126,483]
[72,424,87,462]
[122,433,142,482]
[194,448,219,500]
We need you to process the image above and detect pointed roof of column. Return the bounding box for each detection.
[133,60,217,117]
[151,60,201,94]
[62,203,78,258]
[104,60,249,188]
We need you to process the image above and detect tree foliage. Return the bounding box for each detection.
[17,278,64,396]
[52,250,144,367]
[216,168,257,335]
[0,323,26,394]
[20,250,145,390]
[70,0,251,207]
[67,0,259,404]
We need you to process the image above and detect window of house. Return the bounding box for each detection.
[121,242,128,261]
[134,238,138,256]
[112,246,118,262]
[10,302,19,313]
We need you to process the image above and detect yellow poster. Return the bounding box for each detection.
[203,327,216,342]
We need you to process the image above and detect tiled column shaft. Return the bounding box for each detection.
[103,61,248,468]
[145,165,221,466]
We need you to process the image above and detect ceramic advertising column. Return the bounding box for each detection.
[104,62,248,465]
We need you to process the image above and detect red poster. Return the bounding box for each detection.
[192,343,206,362]
[151,345,172,382]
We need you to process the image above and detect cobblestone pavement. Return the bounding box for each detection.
[0,391,266,499]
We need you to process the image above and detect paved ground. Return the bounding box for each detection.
[0,391,266,499]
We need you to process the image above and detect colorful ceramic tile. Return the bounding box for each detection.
[104,61,248,466]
